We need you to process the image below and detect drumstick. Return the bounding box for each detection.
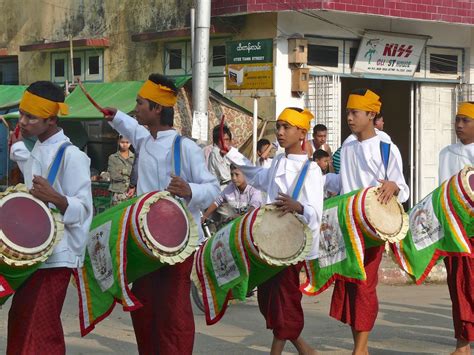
[77,79,113,116]
[219,114,228,153]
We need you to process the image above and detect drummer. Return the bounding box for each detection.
[8,81,93,354]
[438,101,474,354]
[328,89,409,355]
[223,107,324,354]
[103,73,220,354]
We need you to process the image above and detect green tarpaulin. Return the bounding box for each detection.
[4,81,144,121]
[0,85,28,110]
[3,77,191,121]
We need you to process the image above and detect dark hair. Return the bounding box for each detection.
[147,73,178,126]
[313,124,328,134]
[313,149,329,161]
[374,112,383,123]
[230,163,240,171]
[350,88,369,96]
[257,138,270,152]
[212,124,232,145]
[27,81,65,103]
[286,107,303,113]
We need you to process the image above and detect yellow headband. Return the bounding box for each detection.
[346,89,382,114]
[138,80,177,107]
[19,90,69,119]
[277,108,314,131]
[457,102,474,120]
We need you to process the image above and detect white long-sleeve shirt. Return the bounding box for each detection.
[109,111,220,242]
[226,147,324,259]
[10,130,93,268]
[339,135,409,203]
[438,142,474,184]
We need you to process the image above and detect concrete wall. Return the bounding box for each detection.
[0,0,193,84]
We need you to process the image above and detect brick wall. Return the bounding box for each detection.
[212,0,474,25]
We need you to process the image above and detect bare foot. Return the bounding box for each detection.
[451,340,471,355]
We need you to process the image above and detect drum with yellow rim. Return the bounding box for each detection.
[302,186,408,296]
[392,165,474,284]
[0,184,63,304]
[194,205,313,325]
[76,190,198,336]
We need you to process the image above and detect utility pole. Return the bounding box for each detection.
[191,0,211,142]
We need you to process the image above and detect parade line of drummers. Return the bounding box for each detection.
[0,73,473,355]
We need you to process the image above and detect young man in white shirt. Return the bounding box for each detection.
[223,107,323,355]
[104,73,219,355]
[438,101,474,355]
[329,89,409,355]
[8,81,93,354]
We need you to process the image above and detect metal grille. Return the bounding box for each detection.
[455,83,474,104]
[305,75,341,150]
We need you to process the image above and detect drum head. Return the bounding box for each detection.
[364,188,404,238]
[252,208,306,261]
[142,197,189,254]
[1,192,55,257]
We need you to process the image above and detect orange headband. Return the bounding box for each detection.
[277,108,314,131]
[19,90,69,119]
[138,80,177,107]
[457,102,474,120]
[346,89,382,114]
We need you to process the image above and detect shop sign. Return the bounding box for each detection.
[352,31,429,76]
[226,39,273,90]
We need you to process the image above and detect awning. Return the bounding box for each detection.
[4,77,191,120]
[0,85,28,110]
[20,38,110,52]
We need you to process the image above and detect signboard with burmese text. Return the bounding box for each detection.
[226,39,273,90]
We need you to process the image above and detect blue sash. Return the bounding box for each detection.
[172,135,182,177]
[380,141,391,180]
[47,142,72,185]
[292,159,311,200]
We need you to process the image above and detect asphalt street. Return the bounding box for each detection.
[0,284,460,354]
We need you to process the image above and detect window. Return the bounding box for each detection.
[73,57,82,76]
[308,45,339,67]
[169,49,183,70]
[212,45,226,67]
[425,47,462,80]
[51,50,103,83]
[429,54,458,75]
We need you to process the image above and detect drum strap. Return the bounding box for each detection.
[47,142,72,185]
[292,159,311,200]
[172,134,182,177]
[380,141,391,180]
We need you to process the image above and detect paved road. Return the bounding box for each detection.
[0,284,459,354]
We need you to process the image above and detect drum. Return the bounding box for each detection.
[194,205,313,325]
[0,185,62,304]
[75,191,198,336]
[392,166,474,284]
[302,186,408,296]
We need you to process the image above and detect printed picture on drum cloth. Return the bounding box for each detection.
[211,223,242,287]
[87,221,114,292]
[319,207,346,267]
[410,195,443,251]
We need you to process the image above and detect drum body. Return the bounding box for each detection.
[392,166,474,284]
[302,187,408,296]
[0,188,61,304]
[194,205,312,325]
[76,191,198,336]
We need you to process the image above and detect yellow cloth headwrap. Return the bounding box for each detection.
[346,89,382,114]
[277,108,314,131]
[138,80,177,107]
[19,90,69,119]
[457,102,474,120]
